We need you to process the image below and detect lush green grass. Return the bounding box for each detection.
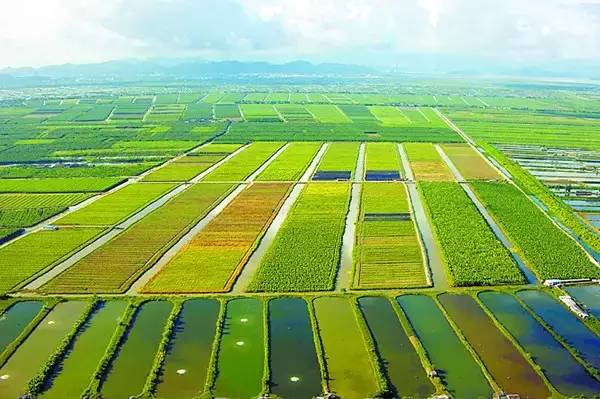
[249,183,351,291]
[419,182,525,286]
[470,181,600,279]
[365,142,403,172]
[305,105,351,123]
[56,183,176,226]
[255,142,321,181]
[316,142,360,175]
[0,227,106,293]
[203,142,283,181]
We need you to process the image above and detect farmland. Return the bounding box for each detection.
[1,79,600,399]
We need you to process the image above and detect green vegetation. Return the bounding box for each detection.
[249,183,351,291]
[256,142,321,181]
[404,143,454,181]
[0,177,124,193]
[441,144,501,180]
[354,183,428,288]
[419,182,525,286]
[203,142,283,181]
[471,182,600,279]
[364,142,403,173]
[41,183,235,293]
[315,142,360,175]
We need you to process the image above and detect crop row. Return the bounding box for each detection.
[470,182,600,279]
[419,182,525,286]
[142,183,292,293]
[249,183,352,291]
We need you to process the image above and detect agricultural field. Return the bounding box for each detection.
[2,81,600,399]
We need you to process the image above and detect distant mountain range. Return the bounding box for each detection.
[0,59,375,79]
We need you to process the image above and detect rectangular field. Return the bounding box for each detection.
[404,143,454,181]
[419,182,524,286]
[0,227,106,294]
[0,177,124,193]
[142,183,292,293]
[248,183,351,291]
[56,183,176,226]
[203,142,283,181]
[364,142,403,179]
[255,142,321,181]
[313,142,360,180]
[40,183,236,293]
[441,144,501,180]
[354,183,428,288]
[240,104,282,122]
[305,105,351,123]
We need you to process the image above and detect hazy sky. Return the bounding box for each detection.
[1,0,600,68]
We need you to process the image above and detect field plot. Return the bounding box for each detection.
[0,193,92,227]
[243,92,269,102]
[214,103,241,119]
[440,144,501,180]
[404,143,454,181]
[274,104,315,122]
[240,104,282,122]
[470,182,600,279]
[56,183,176,226]
[41,183,235,293]
[203,142,283,182]
[74,104,114,122]
[39,301,128,399]
[0,301,43,354]
[0,301,88,399]
[313,297,379,399]
[268,298,322,399]
[397,295,493,398]
[419,182,524,286]
[313,142,359,181]
[368,106,410,125]
[110,103,149,120]
[358,297,434,398]
[213,298,264,399]
[354,183,428,288]
[249,183,351,292]
[364,142,403,180]
[305,105,351,123]
[145,104,185,122]
[143,183,291,293]
[256,142,321,181]
[182,104,212,120]
[0,227,105,294]
[338,105,379,122]
[447,109,600,150]
[155,299,220,399]
[100,301,173,399]
[0,177,124,193]
[480,292,600,397]
[143,148,232,182]
[438,294,550,398]
[0,164,156,179]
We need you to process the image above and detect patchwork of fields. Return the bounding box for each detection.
[1,84,600,399]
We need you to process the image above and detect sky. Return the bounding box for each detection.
[0,0,600,68]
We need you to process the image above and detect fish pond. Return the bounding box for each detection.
[0,300,43,354]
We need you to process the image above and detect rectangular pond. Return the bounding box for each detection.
[268,298,322,399]
[0,301,88,399]
[100,301,173,399]
[358,296,434,398]
[479,291,600,397]
[40,301,128,399]
[517,289,600,370]
[397,295,493,399]
[213,298,264,399]
[0,300,43,354]
[438,293,549,398]
[155,299,220,399]
[313,297,379,399]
